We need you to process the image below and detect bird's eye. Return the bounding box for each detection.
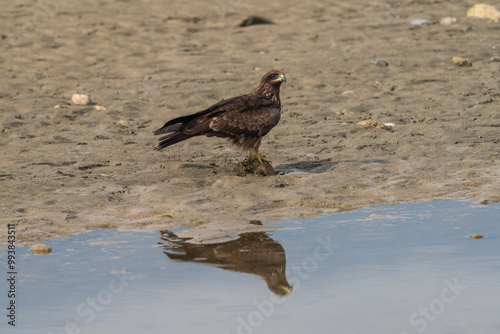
[270,73,278,80]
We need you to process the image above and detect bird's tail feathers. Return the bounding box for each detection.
[155,132,192,150]
[153,123,182,136]
[154,111,208,136]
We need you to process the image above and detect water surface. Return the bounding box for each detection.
[1,200,499,334]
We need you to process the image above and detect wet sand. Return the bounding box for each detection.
[1,0,499,246]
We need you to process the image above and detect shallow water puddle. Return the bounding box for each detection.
[2,200,499,334]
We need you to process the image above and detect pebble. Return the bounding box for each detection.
[440,17,457,25]
[94,105,106,111]
[269,180,289,188]
[467,4,500,22]
[358,120,377,127]
[409,19,430,26]
[452,56,472,67]
[341,90,355,96]
[468,233,484,239]
[29,244,52,255]
[54,105,61,109]
[71,94,92,106]
[375,59,389,67]
[379,123,396,131]
[116,120,130,127]
[305,153,319,161]
[490,57,500,62]
[239,15,275,27]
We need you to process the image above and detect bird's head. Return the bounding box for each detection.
[252,70,286,101]
[262,70,286,86]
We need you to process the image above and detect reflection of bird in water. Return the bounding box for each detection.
[158,230,292,296]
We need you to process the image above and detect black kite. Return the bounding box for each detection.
[153,70,286,163]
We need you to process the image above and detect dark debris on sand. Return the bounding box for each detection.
[213,159,277,177]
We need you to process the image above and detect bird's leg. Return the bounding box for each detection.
[248,150,270,164]
[257,152,270,164]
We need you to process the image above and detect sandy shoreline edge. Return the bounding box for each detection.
[1,0,499,246]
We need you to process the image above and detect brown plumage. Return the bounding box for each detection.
[153,70,286,163]
[159,230,292,296]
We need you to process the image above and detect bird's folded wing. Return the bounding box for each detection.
[207,105,281,136]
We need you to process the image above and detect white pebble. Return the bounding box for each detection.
[409,19,430,26]
[440,17,457,25]
[379,123,396,131]
[71,94,92,106]
[306,153,319,161]
[384,123,396,129]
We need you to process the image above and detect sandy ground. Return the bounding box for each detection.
[1,0,499,246]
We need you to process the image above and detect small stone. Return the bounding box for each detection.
[71,94,92,106]
[29,244,52,255]
[54,105,61,109]
[409,19,430,26]
[341,90,355,96]
[468,233,484,239]
[94,105,106,111]
[452,56,472,67]
[305,153,319,161]
[440,17,457,25]
[116,120,129,127]
[154,214,173,219]
[358,120,377,127]
[269,180,289,188]
[239,15,275,27]
[467,4,500,22]
[379,123,395,131]
[376,59,389,67]
[490,57,500,62]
